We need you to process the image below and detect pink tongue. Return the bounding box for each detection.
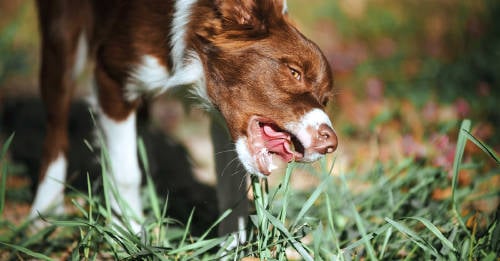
[262,125,294,162]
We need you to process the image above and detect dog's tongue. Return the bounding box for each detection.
[262,124,294,162]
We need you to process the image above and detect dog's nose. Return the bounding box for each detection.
[314,124,338,154]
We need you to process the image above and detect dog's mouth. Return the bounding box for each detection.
[246,116,304,176]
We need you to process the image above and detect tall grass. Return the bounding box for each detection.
[0,119,498,260]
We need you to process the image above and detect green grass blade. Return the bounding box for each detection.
[100,149,113,223]
[292,176,330,228]
[49,218,95,228]
[379,226,392,259]
[178,208,195,249]
[189,237,227,258]
[481,252,498,261]
[0,161,7,216]
[138,138,161,220]
[460,238,469,260]
[451,119,472,237]
[351,202,378,260]
[276,164,295,259]
[324,192,342,255]
[251,175,269,255]
[279,163,294,223]
[19,225,56,249]
[160,194,170,247]
[313,222,323,260]
[257,203,313,261]
[199,208,232,241]
[71,198,89,218]
[339,172,378,260]
[87,173,94,224]
[0,133,15,158]
[385,217,440,257]
[0,241,53,261]
[0,133,14,215]
[461,130,499,164]
[168,237,224,254]
[406,217,457,252]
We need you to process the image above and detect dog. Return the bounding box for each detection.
[31,0,338,236]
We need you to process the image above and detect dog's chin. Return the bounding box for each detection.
[235,116,304,177]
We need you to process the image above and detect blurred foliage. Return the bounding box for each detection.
[0,2,37,87]
[289,0,499,147]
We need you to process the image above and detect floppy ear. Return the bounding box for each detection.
[215,0,287,28]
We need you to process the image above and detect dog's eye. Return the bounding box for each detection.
[290,68,301,81]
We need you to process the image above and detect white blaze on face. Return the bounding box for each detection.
[285,108,333,162]
[286,108,332,147]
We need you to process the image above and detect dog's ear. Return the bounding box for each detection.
[215,0,287,29]
[216,0,259,26]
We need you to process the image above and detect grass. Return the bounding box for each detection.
[0,119,499,260]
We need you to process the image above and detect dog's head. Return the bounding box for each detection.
[201,0,337,176]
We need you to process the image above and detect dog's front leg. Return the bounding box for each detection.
[96,63,143,233]
[210,118,248,243]
[30,0,89,221]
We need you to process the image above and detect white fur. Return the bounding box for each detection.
[170,0,210,105]
[235,138,275,178]
[102,0,209,233]
[125,55,170,100]
[167,53,205,93]
[30,153,67,217]
[237,216,247,243]
[171,0,197,72]
[125,53,208,104]
[235,109,334,176]
[220,216,248,259]
[99,111,143,225]
[282,0,288,14]
[285,108,332,148]
[73,32,88,78]
[286,108,333,161]
[185,53,212,108]
[235,137,265,177]
[124,0,210,105]
[171,0,211,105]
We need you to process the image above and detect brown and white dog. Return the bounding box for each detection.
[32,0,337,235]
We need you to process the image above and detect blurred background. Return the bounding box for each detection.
[0,0,499,227]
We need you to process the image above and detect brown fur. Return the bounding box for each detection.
[37,0,334,176]
[36,0,335,235]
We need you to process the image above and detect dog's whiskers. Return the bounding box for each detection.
[214,148,238,156]
[220,156,243,178]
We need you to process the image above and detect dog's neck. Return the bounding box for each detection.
[165,0,289,101]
